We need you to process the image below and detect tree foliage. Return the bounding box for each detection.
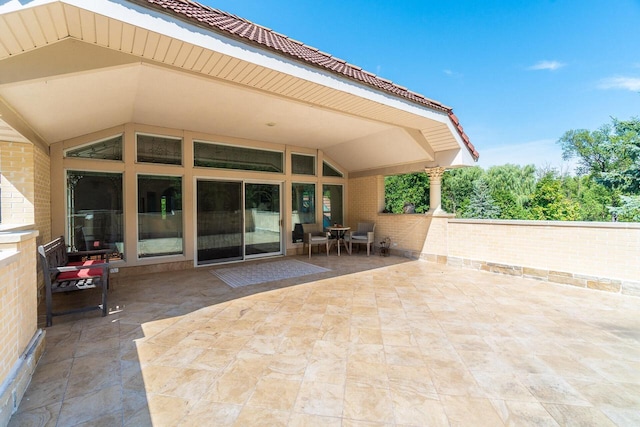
[382,118,639,222]
[441,167,483,215]
[528,173,580,220]
[384,173,429,213]
[464,178,501,219]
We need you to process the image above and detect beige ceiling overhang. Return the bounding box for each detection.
[0,0,476,176]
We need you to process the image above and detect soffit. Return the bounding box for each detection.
[0,1,475,172]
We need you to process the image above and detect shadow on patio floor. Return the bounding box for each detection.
[10,254,640,426]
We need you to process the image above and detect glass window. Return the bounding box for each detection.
[291,183,315,242]
[194,141,283,173]
[323,184,344,228]
[138,175,183,258]
[291,154,315,175]
[67,171,124,259]
[65,135,123,161]
[137,134,182,165]
[323,161,343,177]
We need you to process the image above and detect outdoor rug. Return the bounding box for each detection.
[211,259,330,288]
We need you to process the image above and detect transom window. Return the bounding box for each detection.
[291,154,316,175]
[137,134,182,165]
[65,135,123,161]
[194,141,283,173]
[323,161,343,177]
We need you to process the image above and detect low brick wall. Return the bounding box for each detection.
[440,219,640,296]
[348,175,640,296]
[0,230,45,425]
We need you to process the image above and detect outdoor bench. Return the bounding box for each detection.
[37,236,110,326]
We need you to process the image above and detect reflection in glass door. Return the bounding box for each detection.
[197,180,243,265]
[245,183,281,257]
[197,180,282,265]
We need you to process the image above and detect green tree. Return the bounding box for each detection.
[558,117,640,221]
[441,167,484,216]
[561,175,612,221]
[599,118,640,193]
[609,195,640,221]
[464,177,501,219]
[485,164,536,219]
[558,118,632,177]
[486,164,537,208]
[384,173,429,213]
[529,173,580,220]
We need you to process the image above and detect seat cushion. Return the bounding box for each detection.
[58,267,104,280]
[310,236,327,242]
[351,235,369,241]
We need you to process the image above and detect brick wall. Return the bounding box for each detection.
[348,175,432,254]
[1,141,51,301]
[0,231,44,426]
[446,219,640,293]
[33,144,51,300]
[349,174,640,295]
[33,144,51,246]
[0,233,39,390]
[0,142,35,225]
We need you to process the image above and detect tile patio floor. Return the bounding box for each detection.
[9,254,640,426]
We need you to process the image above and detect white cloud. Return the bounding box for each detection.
[528,60,566,71]
[598,76,640,91]
[475,139,577,173]
[443,69,463,78]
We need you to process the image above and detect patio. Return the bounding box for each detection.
[10,254,640,426]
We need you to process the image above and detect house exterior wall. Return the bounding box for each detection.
[50,123,348,269]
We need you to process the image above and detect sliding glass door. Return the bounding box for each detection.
[196,180,282,265]
[197,180,243,264]
[245,183,281,257]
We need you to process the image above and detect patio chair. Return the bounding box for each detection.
[347,222,376,256]
[302,223,329,258]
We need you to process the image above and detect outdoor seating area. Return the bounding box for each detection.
[9,255,640,426]
[37,236,111,327]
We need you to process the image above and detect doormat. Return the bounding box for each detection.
[211,259,330,288]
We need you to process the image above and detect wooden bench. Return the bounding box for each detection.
[38,236,111,326]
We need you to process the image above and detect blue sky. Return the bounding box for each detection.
[201,0,640,171]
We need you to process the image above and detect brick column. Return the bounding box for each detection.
[424,167,447,216]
